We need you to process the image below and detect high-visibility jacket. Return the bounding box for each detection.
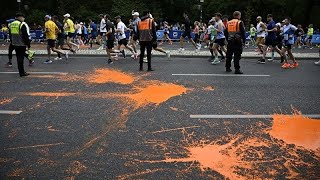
[9,20,25,46]
[138,18,153,42]
[227,19,241,34]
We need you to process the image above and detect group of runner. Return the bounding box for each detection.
[3,11,320,72]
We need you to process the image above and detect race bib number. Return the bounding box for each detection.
[284,34,289,41]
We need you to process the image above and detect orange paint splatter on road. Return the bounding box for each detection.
[25,92,76,97]
[66,161,87,175]
[0,98,15,105]
[87,68,135,84]
[270,114,320,151]
[170,107,178,111]
[123,82,187,108]
[203,86,215,91]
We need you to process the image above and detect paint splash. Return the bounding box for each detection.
[203,86,215,91]
[65,161,87,175]
[87,68,135,84]
[0,98,15,105]
[122,82,187,108]
[270,114,320,151]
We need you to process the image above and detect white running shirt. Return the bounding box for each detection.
[117,21,127,40]
[256,22,266,38]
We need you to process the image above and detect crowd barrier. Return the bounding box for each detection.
[1,30,320,44]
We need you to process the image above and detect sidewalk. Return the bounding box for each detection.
[0,43,318,59]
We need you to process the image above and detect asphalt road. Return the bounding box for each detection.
[0,56,319,179]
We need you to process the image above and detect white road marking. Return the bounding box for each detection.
[190,114,320,119]
[0,110,22,115]
[172,74,270,77]
[0,72,67,75]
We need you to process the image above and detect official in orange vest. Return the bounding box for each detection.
[225,11,246,74]
[137,11,157,71]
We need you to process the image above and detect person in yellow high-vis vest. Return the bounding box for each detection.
[305,24,314,49]
[9,13,31,77]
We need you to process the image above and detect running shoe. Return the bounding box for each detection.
[211,58,220,65]
[314,60,320,65]
[290,62,299,68]
[44,59,53,64]
[220,56,225,62]
[5,62,13,68]
[178,48,185,53]
[108,59,113,64]
[257,59,266,64]
[65,52,69,60]
[54,57,63,60]
[166,51,171,59]
[143,57,148,63]
[208,56,214,62]
[267,58,274,62]
[97,46,103,51]
[29,60,34,66]
[281,63,291,69]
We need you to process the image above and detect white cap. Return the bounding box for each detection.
[80,22,84,25]
[276,23,281,27]
[45,15,51,19]
[132,12,139,16]
[63,13,70,18]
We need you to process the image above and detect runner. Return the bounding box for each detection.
[280,17,298,69]
[193,21,201,52]
[128,11,140,58]
[207,19,217,62]
[63,13,79,52]
[88,19,98,49]
[115,15,137,59]
[258,14,283,64]
[75,21,84,46]
[268,22,284,62]
[294,24,304,48]
[97,14,107,50]
[211,13,227,65]
[52,15,73,60]
[159,21,173,45]
[256,16,266,55]
[44,15,68,64]
[305,24,314,49]
[249,24,256,47]
[178,12,198,52]
[104,14,118,64]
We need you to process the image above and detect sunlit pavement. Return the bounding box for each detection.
[0,56,319,179]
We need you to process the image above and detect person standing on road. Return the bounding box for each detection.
[44,15,69,64]
[137,11,157,71]
[9,13,30,77]
[225,11,246,74]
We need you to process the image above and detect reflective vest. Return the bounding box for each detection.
[9,20,25,46]
[138,18,153,42]
[307,28,314,36]
[227,19,241,34]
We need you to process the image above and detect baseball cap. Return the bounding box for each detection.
[132,12,139,16]
[15,12,25,18]
[45,15,51,19]
[80,22,84,25]
[63,13,70,18]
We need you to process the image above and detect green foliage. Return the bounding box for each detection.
[0,0,317,28]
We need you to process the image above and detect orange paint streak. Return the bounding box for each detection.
[66,161,87,175]
[170,107,179,111]
[25,92,76,97]
[0,98,15,105]
[87,68,135,84]
[4,142,66,150]
[270,114,320,150]
[203,86,215,91]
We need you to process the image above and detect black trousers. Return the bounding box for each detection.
[139,41,152,70]
[226,41,242,70]
[14,46,27,76]
[9,43,28,61]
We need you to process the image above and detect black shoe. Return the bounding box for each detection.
[226,68,232,72]
[147,69,154,72]
[108,59,113,64]
[20,73,30,77]
[280,56,285,63]
[121,50,126,58]
[220,56,225,62]
[257,59,266,64]
[234,70,243,74]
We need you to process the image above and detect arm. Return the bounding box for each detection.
[152,21,157,42]
[217,22,223,32]
[20,24,30,48]
[239,21,246,44]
